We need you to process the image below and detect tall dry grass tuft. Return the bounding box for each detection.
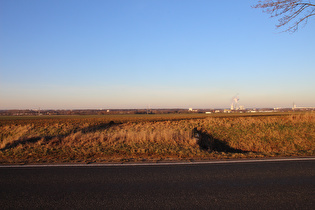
[0,124,34,149]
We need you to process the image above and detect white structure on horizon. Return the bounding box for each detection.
[292,103,315,110]
[231,95,239,110]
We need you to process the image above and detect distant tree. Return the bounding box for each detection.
[253,0,315,32]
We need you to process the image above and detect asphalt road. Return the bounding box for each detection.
[0,159,314,209]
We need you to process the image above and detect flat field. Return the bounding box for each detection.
[0,112,314,164]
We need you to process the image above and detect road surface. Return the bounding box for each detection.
[1,159,314,209]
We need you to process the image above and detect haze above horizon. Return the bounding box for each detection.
[1,0,314,110]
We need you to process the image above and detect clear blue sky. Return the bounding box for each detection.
[1,0,314,109]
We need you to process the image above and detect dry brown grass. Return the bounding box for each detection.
[0,113,314,164]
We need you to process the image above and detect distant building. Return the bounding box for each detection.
[188,108,198,112]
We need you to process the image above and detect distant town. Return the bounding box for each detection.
[1,106,314,116]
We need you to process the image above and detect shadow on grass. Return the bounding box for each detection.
[1,121,120,151]
[192,127,248,153]
[80,121,118,133]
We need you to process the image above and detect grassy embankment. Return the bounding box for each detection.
[0,112,314,164]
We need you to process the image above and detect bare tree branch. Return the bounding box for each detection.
[253,0,315,32]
